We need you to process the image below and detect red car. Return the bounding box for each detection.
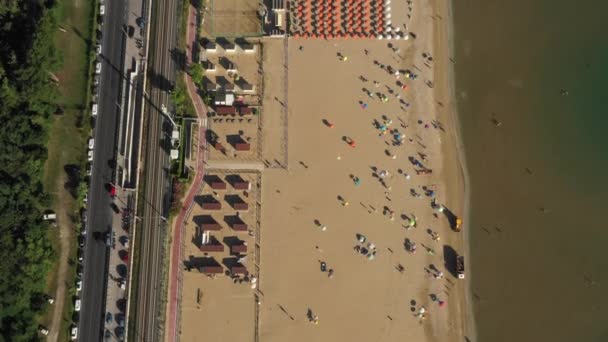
[119,250,129,263]
[107,183,116,197]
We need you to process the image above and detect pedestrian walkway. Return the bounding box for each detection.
[166,5,208,342]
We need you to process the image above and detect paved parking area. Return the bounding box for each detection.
[102,190,133,341]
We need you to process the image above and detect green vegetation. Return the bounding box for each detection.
[40,0,94,338]
[188,62,204,86]
[0,0,65,339]
[170,77,195,117]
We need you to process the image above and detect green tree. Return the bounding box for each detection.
[171,80,188,115]
[188,62,204,87]
[0,2,61,340]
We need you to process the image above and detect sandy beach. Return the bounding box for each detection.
[257,0,470,341]
[172,0,473,341]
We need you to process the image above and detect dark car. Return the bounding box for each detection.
[115,313,125,327]
[116,264,127,278]
[127,25,135,38]
[115,326,125,340]
[110,203,120,214]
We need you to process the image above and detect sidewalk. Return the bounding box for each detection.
[166,5,207,342]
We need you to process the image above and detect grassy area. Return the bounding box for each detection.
[55,0,95,108]
[40,0,95,338]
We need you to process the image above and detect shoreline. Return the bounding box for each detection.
[431,0,477,340]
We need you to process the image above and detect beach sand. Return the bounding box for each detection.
[257,1,470,341]
[173,0,472,341]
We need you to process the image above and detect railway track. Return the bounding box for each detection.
[132,0,177,338]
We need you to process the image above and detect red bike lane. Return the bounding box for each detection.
[166,5,206,341]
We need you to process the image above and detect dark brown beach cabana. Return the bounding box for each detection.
[200,266,224,274]
[230,265,248,275]
[230,243,248,254]
[201,201,221,210]
[233,181,250,190]
[200,242,225,252]
[235,143,251,151]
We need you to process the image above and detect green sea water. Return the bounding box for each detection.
[452,1,608,341]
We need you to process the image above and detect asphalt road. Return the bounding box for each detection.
[79,1,127,340]
[132,0,177,338]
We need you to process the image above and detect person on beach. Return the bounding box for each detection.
[344,136,356,148]
[431,231,441,242]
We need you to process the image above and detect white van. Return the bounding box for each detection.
[43,213,56,220]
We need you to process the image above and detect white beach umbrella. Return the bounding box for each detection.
[386,20,392,26]
[403,34,409,40]
[394,27,401,32]
[386,26,392,32]
[385,13,391,19]
[385,34,391,40]
[377,34,384,40]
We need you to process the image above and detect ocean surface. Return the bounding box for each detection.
[452,1,608,341]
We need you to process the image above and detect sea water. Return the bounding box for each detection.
[452,1,608,341]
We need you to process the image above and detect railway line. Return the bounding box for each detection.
[131,0,178,338]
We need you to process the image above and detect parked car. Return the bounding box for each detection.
[76,280,82,292]
[88,138,95,150]
[92,103,98,116]
[127,25,135,38]
[88,150,94,162]
[39,326,49,336]
[97,44,102,55]
[43,212,56,220]
[99,4,105,15]
[115,326,125,340]
[120,235,129,248]
[115,313,125,327]
[95,62,102,74]
[74,298,81,312]
[71,326,78,340]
